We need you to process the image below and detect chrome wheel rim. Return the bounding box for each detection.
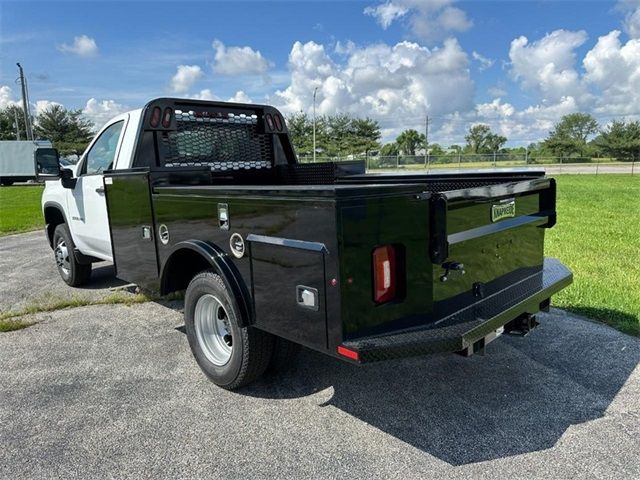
[54,238,71,276]
[194,294,233,366]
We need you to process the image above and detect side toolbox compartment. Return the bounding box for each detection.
[104,168,160,291]
[247,234,328,351]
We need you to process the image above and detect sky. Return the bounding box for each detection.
[2,0,640,146]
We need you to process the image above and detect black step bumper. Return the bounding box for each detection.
[341,258,572,363]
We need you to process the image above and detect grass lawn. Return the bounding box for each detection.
[546,175,640,336]
[0,185,44,236]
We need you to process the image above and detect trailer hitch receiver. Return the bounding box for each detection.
[504,313,539,336]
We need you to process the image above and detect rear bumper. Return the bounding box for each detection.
[341,257,572,363]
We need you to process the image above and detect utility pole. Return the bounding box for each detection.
[425,115,430,167]
[13,108,21,140]
[425,115,429,146]
[312,87,318,163]
[16,63,33,140]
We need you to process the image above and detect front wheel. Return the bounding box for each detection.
[184,270,273,389]
[52,224,92,286]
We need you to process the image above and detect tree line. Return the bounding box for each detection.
[2,103,639,161]
[287,111,640,161]
[0,104,94,156]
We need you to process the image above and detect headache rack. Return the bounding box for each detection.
[131,98,295,172]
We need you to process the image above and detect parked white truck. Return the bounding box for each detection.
[0,140,53,185]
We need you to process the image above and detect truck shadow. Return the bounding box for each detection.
[242,314,639,466]
[84,264,129,290]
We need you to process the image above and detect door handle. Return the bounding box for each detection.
[95,187,105,194]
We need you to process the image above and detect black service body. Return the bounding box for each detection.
[103,98,572,364]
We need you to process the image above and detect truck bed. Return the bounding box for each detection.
[104,162,562,360]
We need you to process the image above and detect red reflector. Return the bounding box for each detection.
[337,346,359,361]
[149,106,162,128]
[265,113,274,130]
[274,114,283,131]
[373,245,396,304]
[162,107,173,128]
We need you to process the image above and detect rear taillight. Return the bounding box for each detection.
[373,245,397,304]
[161,107,173,128]
[149,106,162,128]
[274,114,283,131]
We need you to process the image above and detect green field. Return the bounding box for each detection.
[0,176,638,335]
[545,175,639,335]
[0,186,44,236]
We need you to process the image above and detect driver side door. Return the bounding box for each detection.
[68,119,126,260]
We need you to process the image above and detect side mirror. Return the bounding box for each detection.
[34,148,61,181]
[60,168,77,189]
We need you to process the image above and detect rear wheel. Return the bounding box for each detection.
[185,270,273,389]
[52,224,91,286]
[267,337,301,374]
[0,178,14,186]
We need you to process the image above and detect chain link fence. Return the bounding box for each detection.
[298,153,637,175]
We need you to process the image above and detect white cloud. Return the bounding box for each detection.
[509,30,589,105]
[211,40,272,76]
[0,85,20,109]
[33,100,63,115]
[170,65,203,94]
[472,51,494,71]
[618,0,640,38]
[82,98,129,129]
[437,6,472,32]
[364,1,472,42]
[583,30,640,114]
[0,86,56,116]
[488,84,507,98]
[228,91,252,103]
[190,89,252,104]
[475,98,514,118]
[192,89,216,101]
[444,26,640,145]
[364,1,409,28]
[626,9,640,38]
[58,35,98,57]
[272,38,474,140]
[504,26,640,125]
[429,96,583,147]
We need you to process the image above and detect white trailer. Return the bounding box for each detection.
[0,140,53,185]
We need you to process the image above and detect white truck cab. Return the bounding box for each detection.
[41,109,142,281]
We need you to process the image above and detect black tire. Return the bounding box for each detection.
[184,270,273,389]
[52,224,92,286]
[0,178,14,186]
[267,337,301,374]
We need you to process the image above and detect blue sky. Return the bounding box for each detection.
[2,1,640,145]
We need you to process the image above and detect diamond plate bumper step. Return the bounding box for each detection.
[341,258,572,363]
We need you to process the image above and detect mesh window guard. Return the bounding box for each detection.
[161,109,273,171]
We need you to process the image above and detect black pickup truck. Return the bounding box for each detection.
[39,98,572,389]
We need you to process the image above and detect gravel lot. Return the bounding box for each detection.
[0,231,638,479]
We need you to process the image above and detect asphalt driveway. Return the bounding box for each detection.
[0,231,129,313]
[0,231,638,479]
